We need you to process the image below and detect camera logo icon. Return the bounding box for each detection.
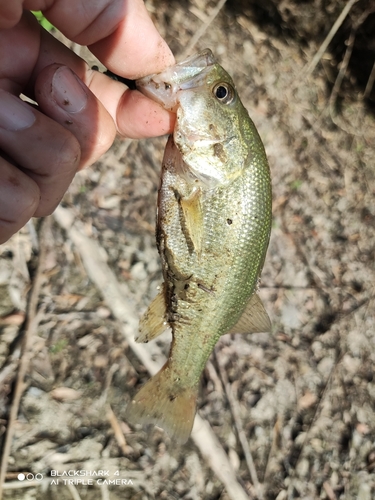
[18,473,44,481]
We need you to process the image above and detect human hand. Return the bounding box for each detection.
[0,0,175,244]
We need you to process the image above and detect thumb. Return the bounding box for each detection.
[35,63,117,169]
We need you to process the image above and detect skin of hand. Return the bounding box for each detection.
[0,0,176,244]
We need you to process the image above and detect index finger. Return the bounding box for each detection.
[43,0,175,79]
[31,25,175,138]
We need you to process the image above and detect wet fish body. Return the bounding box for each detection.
[126,49,272,443]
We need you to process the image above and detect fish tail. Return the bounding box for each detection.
[126,362,197,444]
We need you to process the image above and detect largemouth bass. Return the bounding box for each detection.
[126,49,272,443]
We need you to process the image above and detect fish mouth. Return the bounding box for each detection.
[136,49,216,111]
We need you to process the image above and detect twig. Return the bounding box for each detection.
[0,218,48,499]
[329,27,356,108]
[288,353,343,491]
[182,0,227,58]
[329,7,375,134]
[0,360,20,389]
[323,481,337,500]
[107,405,127,455]
[215,351,263,500]
[98,363,120,407]
[364,60,375,99]
[53,205,250,500]
[66,482,83,500]
[26,220,39,252]
[100,482,110,500]
[191,416,252,500]
[302,0,358,79]
[263,415,282,485]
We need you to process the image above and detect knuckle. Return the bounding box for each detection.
[56,134,82,174]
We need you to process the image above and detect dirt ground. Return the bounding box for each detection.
[1,1,375,499]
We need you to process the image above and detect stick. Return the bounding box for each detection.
[329,27,356,107]
[364,60,375,99]
[302,0,358,78]
[0,219,48,499]
[106,405,127,455]
[66,482,82,500]
[182,0,227,58]
[215,351,262,499]
[53,205,250,500]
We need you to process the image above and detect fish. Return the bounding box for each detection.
[126,49,272,444]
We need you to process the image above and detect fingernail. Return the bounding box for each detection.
[52,66,88,113]
[0,90,36,131]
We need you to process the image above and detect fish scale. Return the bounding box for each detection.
[126,49,272,443]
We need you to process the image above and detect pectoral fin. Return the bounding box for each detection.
[136,284,169,343]
[229,292,271,335]
[179,187,204,256]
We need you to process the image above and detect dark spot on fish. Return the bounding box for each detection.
[184,284,189,290]
[170,313,181,322]
[63,99,69,106]
[173,188,181,202]
[169,394,177,402]
[226,218,233,225]
[209,123,214,130]
[198,283,215,294]
[164,82,171,90]
[213,143,226,162]
[65,120,73,125]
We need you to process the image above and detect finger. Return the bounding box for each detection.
[85,70,176,139]
[2,1,175,80]
[0,10,41,93]
[0,0,52,29]
[0,89,81,216]
[33,26,175,138]
[0,157,40,244]
[0,0,23,29]
[35,64,117,167]
[88,0,175,78]
[41,0,175,78]
[1,11,174,139]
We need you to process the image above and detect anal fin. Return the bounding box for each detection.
[229,292,271,335]
[136,284,169,343]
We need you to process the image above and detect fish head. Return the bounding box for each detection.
[137,49,250,186]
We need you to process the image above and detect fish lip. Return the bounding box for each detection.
[136,49,217,111]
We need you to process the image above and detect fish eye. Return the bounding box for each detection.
[213,83,235,104]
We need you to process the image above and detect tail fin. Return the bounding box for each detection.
[126,362,197,444]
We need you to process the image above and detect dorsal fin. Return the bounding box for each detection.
[136,284,169,343]
[228,292,271,335]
